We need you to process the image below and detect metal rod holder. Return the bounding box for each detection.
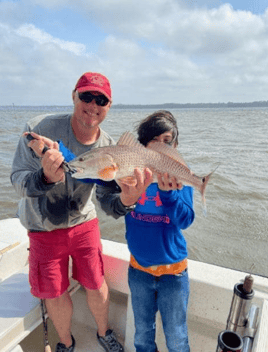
[216,330,243,351]
[242,305,259,352]
[217,274,259,352]
[226,275,254,336]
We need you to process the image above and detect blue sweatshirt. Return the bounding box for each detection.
[125,183,195,267]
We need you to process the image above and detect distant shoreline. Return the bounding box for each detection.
[1,101,268,109]
[112,101,268,109]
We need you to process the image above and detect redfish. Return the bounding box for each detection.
[68,132,215,207]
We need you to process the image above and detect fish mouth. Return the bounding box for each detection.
[69,166,84,174]
[62,163,84,175]
[74,166,84,174]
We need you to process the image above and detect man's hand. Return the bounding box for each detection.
[118,168,153,207]
[24,131,58,157]
[41,149,65,183]
[24,132,65,183]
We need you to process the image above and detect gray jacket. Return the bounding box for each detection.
[11,113,129,232]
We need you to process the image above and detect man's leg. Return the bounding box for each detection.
[28,229,73,348]
[45,291,73,347]
[71,220,123,350]
[71,219,110,335]
[45,290,74,347]
[85,279,109,336]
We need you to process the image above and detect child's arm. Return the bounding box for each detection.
[159,186,195,229]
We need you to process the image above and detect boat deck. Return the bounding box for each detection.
[1,218,268,352]
[20,288,126,352]
[20,287,220,352]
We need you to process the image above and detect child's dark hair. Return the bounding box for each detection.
[135,110,179,147]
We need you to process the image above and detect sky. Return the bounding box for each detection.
[0,0,268,105]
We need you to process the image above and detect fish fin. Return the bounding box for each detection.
[117,131,145,149]
[147,142,188,166]
[98,163,119,180]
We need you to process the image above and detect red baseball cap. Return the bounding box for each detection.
[74,72,112,101]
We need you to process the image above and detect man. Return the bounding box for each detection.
[11,72,152,352]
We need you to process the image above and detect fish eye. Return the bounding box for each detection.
[79,157,84,162]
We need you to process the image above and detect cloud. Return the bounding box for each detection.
[1,0,268,105]
[16,24,86,55]
[0,22,95,105]
[81,1,268,103]
[0,0,35,26]
[78,1,268,55]
[26,0,73,9]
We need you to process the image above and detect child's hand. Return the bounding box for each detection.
[118,168,153,207]
[157,173,183,191]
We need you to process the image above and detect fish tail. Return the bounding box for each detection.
[200,175,210,216]
[200,165,219,215]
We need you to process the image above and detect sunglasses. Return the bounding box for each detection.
[78,92,110,107]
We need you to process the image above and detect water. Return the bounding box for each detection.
[1,106,267,277]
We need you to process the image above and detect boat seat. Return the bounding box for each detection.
[0,265,80,352]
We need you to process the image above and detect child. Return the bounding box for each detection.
[123,110,195,352]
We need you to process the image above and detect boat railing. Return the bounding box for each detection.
[0,218,268,351]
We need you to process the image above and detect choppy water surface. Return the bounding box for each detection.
[1,106,267,277]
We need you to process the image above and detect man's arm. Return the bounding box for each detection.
[95,182,133,219]
[96,168,153,219]
[10,130,65,198]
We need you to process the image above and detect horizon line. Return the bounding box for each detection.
[1,100,268,108]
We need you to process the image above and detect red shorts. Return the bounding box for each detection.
[28,218,104,299]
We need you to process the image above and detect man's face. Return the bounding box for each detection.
[72,90,111,130]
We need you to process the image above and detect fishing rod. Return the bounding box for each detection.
[41,299,52,352]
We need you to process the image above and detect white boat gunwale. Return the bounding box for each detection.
[0,218,268,352]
